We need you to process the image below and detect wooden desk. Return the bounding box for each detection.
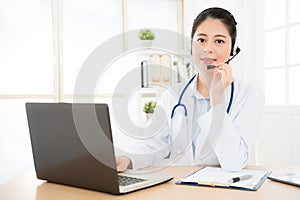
[0,166,299,200]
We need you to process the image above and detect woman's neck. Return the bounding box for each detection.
[197,74,211,98]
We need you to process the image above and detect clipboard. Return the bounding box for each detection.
[176,166,271,191]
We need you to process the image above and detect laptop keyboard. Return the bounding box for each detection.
[118,175,146,187]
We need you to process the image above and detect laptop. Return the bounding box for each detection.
[25,103,173,194]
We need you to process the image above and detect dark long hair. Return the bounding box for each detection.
[191,7,237,55]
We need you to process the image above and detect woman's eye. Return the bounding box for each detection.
[197,38,205,43]
[216,39,225,44]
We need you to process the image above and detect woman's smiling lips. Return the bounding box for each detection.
[201,57,217,65]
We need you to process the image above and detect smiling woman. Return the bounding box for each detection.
[116,7,264,172]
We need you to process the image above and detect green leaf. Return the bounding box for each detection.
[143,101,157,113]
[139,29,155,40]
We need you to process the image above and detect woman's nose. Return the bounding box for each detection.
[203,42,213,53]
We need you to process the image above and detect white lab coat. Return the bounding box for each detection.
[125,74,264,171]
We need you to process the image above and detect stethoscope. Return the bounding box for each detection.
[171,74,234,119]
[167,73,234,161]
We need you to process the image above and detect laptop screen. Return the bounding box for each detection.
[26,103,120,194]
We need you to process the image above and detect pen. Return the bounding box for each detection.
[228,174,253,183]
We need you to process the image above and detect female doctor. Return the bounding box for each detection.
[116,7,264,172]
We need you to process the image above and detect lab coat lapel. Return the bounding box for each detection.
[181,82,195,147]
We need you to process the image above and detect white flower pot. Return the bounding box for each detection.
[146,113,152,121]
[141,40,152,48]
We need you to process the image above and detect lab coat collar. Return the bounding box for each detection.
[190,74,210,101]
[189,73,235,108]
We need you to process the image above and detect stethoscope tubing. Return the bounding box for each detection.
[171,74,234,119]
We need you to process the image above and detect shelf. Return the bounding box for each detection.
[140,87,165,98]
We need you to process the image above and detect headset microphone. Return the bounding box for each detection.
[207,47,241,69]
[225,47,241,64]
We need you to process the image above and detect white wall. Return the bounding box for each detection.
[0,100,34,185]
[257,107,300,165]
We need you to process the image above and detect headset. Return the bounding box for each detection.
[207,46,241,69]
[226,46,241,64]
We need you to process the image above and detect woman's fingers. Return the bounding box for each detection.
[215,63,233,87]
[116,156,132,172]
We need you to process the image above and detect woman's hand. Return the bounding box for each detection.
[116,156,132,172]
[210,63,233,107]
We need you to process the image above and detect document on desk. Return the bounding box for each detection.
[176,167,271,191]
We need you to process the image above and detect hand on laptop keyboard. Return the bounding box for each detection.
[116,156,132,172]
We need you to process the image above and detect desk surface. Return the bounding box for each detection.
[1,166,300,200]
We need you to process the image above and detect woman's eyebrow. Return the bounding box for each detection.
[195,33,227,39]
[214,34,227,38]
[195,33,207,37]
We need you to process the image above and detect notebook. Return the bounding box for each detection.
[268,173,300,187]
[176,166,270,191]
[26,103,173,194]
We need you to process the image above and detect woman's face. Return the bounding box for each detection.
[192,18,232,73]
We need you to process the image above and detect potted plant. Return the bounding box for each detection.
[143,101,157,120]
[139,29,155,47]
